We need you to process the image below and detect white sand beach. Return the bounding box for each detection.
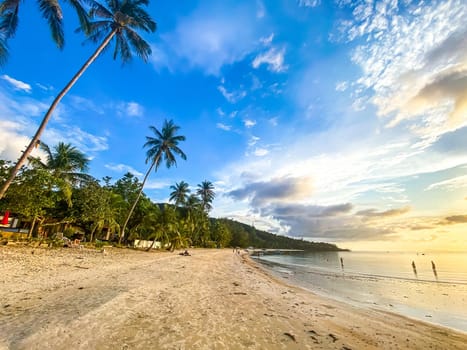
[1,246,466,349]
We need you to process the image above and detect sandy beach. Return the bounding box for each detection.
[1,247,466,349]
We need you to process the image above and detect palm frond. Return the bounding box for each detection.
[76,20,112,44]
[37,0,64,49]
[0,0,19,39]
[65,0,90,34]
[114,31,131,62]
[88,0,113,20]
[124,27,150,62]
[0,35,7,66]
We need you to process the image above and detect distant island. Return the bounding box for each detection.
[214,218,347,252]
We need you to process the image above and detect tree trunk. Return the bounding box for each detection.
[0,29,118,200]
[90,224,98,243]
[145,238,157,252]
[119,158,158,244]
[28,216,37,239]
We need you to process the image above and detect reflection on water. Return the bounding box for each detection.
[254,251,467,333]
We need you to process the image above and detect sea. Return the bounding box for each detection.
[252,251,467,333]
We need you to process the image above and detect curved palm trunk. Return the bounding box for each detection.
[0,29,118,200]
[145,238,157,251]
[119,158,158,244]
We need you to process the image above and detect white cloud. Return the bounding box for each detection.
[0,120,32,161]
[44,126,108,154]
[298,0,321,8]
[260,33,274,46]
[217,85,247,103]
[216,107,225,117]
[149,44,172,72]
[335,81,348,92]
[117,101,144,117]
[252,47,288,72]
[253,148,269,156]
[216,123,232,131]
[161,3,262,75]
[244,119,256,128]
[248,136,260,146]
[105,163,144,177]
[126,102,144,117]
[256,0,265,18]
[269,117,278,126]
[343,0,467,138]
[1,75,31,92]
[425,175,467,191]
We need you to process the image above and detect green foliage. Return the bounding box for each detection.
[169,181,190,207]
[216,218,343,251]
[0,167,57,220]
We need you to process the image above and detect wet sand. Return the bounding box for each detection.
[1,246,466,349]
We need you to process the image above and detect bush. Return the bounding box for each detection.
[94,240,105,248]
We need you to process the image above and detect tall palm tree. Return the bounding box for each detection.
[169,181,190,207]
[196,180,215,212]
[28,141,91,206]
[119,119,187,244]
[0,0,156,200]
[0,0,90,64]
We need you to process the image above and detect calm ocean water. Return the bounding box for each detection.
[253,251,467,333]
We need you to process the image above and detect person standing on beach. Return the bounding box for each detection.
[412,261,418,278]
[431,261,438,280]
[340,257,344,270]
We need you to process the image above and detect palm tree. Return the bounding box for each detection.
[0,0,156,199]
[0,0,89,64]
[28,141,91,206]
[196,180,215,212]
[119,119,187,244]
[169,181,190,207]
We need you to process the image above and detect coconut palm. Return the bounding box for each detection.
[169,181,190,207]
[119,119,187,243]
[0,0,89,64]
[0,0,156,199]
[196,180,215,212]
[28,141,91,206]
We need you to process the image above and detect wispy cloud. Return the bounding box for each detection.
[157,3,263,75]
[425,175,467,191]
[252,47,288,72]
[1,75,31,92]
[218,85,247,103]
[105,163,143,177]
[244,119,256,128]
[253,147,269,156]
[356,206,411,218]
[216,123,232,131]
[116,101,144,117]
[298,0,321,8]
[341,0,467,137]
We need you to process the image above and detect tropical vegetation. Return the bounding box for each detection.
[0,0,157,200]
[0,143,342,251]
[120,119,187,243]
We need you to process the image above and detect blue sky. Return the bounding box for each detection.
[1,0,467,251]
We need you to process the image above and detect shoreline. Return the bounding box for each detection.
[1,246,466,349]
[252,253,467,334]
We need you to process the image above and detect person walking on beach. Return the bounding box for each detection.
[431,261,438,280]
[412,261,418,278]
[340,257,344,270]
